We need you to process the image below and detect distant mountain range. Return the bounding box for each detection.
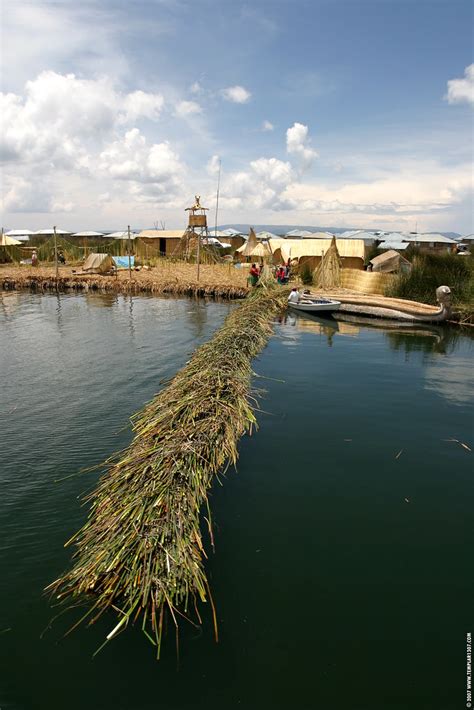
[218,224,462,239]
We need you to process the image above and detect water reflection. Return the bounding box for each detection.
[84,292,119,309]
[185,300,209,339]
[277,311,360,347]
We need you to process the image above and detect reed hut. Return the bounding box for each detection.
[268,238,365,271]
[137,230,186,257]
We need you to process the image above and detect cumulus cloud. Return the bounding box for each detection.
[0,71,164,168]
[122,91,164,123]
[174,100,202,117]
[262,120,274,131]
[445,64,474,106]
[99,128,185,203]
[221,85,251,103]
[285,161,473,217]
[2,176,75,214]
[220,157,295,211]
[207,155,221,176]
[286,122,318,169]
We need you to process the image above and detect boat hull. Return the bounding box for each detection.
[289,299,341,313]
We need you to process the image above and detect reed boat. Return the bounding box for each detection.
[289,297,341,314]
[309,287,453,324]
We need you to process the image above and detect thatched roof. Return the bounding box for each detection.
[0,234,22,246]
[370,249,411,273]
[268,238,365,261]
[138,230,185,239]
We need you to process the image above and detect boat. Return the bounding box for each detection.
[288,297,341,313]
[331,286,452,323]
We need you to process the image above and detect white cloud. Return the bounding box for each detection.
[262,120,274,131]
[221,85,251,104]
[2,175,75,214]
[190,81,202,94]
[2,177,50,213]
[445,64,474,106]
[99,128,185,203]
[286,122,319,169]
[174,100,202,117]
[1,2,130,91]
[122,91,164,123]
[207,155,221,176]
[220,157,295,211]
[0,71,164,168]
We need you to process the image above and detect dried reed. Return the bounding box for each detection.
[313,236,342,288]
[46,286,288,656]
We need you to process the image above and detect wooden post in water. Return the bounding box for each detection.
[54,226,59,278]
[127,225,132,280]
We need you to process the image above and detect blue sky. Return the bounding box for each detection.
[1,0,473,232]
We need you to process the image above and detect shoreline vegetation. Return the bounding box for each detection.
[45,287,288,657]
[386,252,474,325]
[0,263,250,299]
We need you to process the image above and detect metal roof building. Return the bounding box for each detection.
[378,241,410,251]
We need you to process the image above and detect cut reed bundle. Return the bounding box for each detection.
[313,236,342,288]
[46,287,288,656]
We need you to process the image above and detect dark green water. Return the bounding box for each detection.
[0,293,472,710]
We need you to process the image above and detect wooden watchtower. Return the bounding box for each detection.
[181,195,209,260]
[181,195,210,280]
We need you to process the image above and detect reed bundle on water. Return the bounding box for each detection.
[46,287,288,656]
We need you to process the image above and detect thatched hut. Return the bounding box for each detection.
[137,230,186,257]
[268,238,365,271]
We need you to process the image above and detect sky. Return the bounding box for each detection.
[1,0,473,233]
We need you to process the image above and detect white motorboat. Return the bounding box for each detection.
[289,297,341,313]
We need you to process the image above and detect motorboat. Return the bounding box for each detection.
[288,297,341,313]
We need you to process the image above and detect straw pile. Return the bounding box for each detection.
[46,286,288,656]
[313,236,342,288]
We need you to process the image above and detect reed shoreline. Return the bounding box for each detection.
[0,264,250,299]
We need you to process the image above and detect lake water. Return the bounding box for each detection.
[0,292,472,710]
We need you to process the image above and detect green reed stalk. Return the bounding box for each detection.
[46,287,288,656]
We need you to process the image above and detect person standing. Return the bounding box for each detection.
[31,250,38,267]
[249,263,260,287]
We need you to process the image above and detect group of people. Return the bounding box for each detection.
[276,262,290,284]
[248,260,292,288]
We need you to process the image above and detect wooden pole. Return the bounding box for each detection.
[127,225,132,280]
[196,226,201,283]
[54,226,59,278]
[321,249,324,289]
[214,158,221,238]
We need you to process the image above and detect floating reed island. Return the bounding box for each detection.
[0,263,249,300]
[46,286,288,657]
